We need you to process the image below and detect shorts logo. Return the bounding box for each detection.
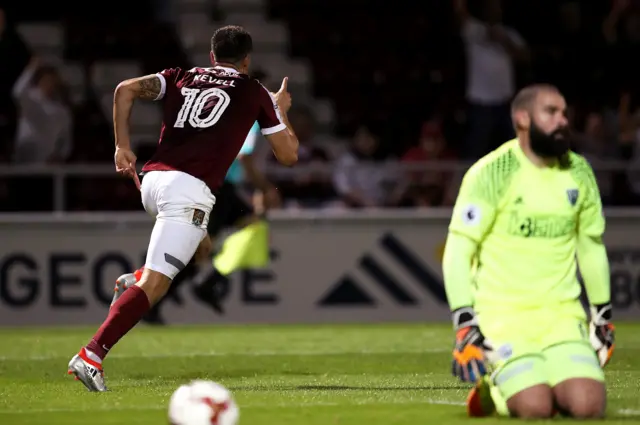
[497,343,513,361]
[192,209,205,226]
[461,204,481,225]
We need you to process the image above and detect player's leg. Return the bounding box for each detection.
[68,171,214,391]
[189,183,232,312]
[553,377,605,418]
[192,182,258,311]
[112,267,144,307]
[468,313,554,419]
[475,356,554,418]
[111,190,231,316]
[110,171,156,307]
[70,220,206,391]
[543,314,606,418]
[114,235,211,324]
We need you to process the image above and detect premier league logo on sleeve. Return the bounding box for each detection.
[566,188,579,206]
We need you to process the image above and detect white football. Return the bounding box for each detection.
[169,380,239,425]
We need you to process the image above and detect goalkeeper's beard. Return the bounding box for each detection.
[529,122,571,158]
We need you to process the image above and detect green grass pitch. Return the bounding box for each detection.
[1,323,640,424]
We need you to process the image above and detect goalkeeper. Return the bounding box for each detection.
[444,84,614,419]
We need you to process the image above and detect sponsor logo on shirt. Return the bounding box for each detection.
[508,212,575,238]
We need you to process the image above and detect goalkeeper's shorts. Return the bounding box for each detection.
[478,301,604,401]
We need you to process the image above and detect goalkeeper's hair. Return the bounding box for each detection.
[511,84,561,114]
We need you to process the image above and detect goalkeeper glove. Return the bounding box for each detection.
[451,307,493,383]
[589,303,615,367]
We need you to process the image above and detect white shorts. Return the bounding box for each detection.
[140,170,216,279]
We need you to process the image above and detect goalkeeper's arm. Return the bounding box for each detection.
[443,232,493,382]
[575,159,613,366]
[575,161,611,316]
[577,235,610,308]
[443,232,477,311]
[443,163,500,381]
[577,233,615,367]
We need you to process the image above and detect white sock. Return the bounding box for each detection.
[84,348,102,364]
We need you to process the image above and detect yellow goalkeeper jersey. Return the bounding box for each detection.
[448,139,605,313]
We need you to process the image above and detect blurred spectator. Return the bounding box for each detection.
[270,106,335,208]
[616,92,640,205]
[12,58,73,164]
[455,0,529,159]
[602,0,640,101]
[3,1,640,211]
[333,125,397,208]
[0,7,31,161]
[574,112,616,203]
[395,120,456,208]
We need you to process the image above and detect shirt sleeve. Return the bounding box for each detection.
[256,84,287,135]
[443,232,478,311]
[577,161,605,238]
[575,158,610,306]
[153,68,182,101]
[448,164,499,243]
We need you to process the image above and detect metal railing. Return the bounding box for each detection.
[0,159,637,211]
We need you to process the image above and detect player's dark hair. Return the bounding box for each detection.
[511,84,560,114]
[211,25,253,65]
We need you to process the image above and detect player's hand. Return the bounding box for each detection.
[451,307,493,383]
[590,303,615,367]
[114,147,141,190]
[274,77,291,113]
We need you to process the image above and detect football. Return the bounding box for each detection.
[168,380,239,425]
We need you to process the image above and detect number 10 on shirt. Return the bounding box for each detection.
[174,87,232,129]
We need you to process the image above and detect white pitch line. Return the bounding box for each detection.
[0,348,449,361]
[618,409,640,416]
[12,403,640,416]
[0,398,465,414]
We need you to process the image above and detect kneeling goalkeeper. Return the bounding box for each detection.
[444,84,614,419]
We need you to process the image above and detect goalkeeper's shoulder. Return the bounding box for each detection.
[459,140,521,204]
[566,151,599,189]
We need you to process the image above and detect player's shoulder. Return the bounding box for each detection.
[158,66,186,77]
[252,78,272,94]
[461,139,521,203]
[566,151,593,171]
[156,67,190,85]
[566,151,597,187]
[465,139,521,181]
